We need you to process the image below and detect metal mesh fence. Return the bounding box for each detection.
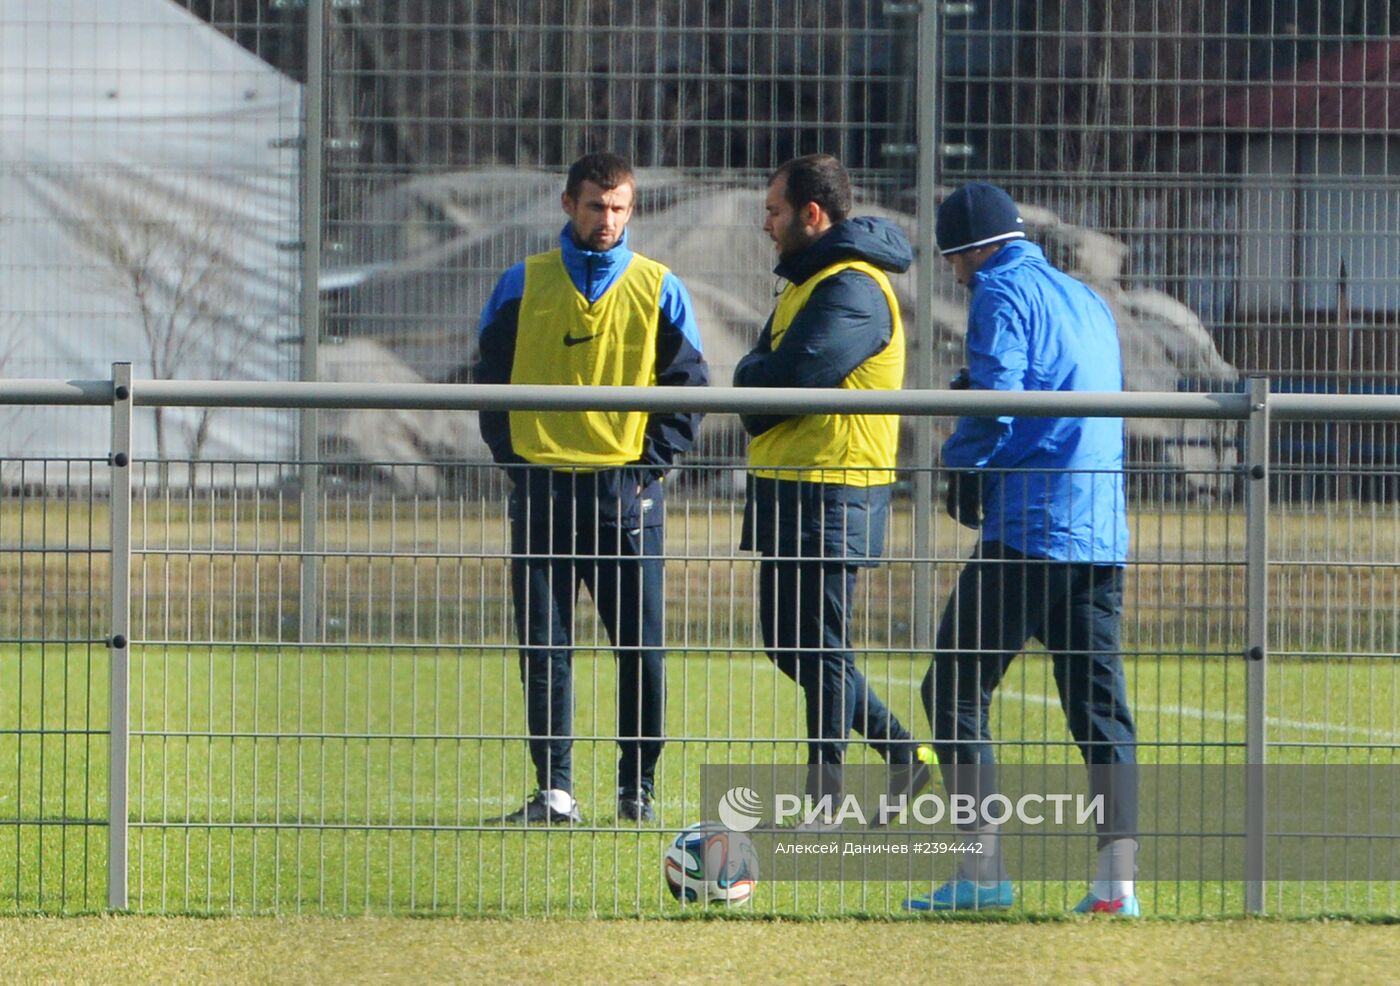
[1,387,1398,916]
[0,458,112,911]
[118,454,1262,916]
[937,1,1400,503]
[0,0,302,463]
[8,3,1398,493]
[1,0,1399,917]
[314,1,1394,497]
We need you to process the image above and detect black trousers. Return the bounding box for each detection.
[759,557,916,796]
[509,475,665,797]
[921,542,1138,843]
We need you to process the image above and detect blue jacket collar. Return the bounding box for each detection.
[559,224,634,303]
[774,216,913,285]
[970,239,1046,287]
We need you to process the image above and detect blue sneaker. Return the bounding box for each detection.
[1072,892,1141,917]
[902,879,1014,912]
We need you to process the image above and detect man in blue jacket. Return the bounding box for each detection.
[476,152,708,825]
[735,154,926,808]
[904,182,1139,914]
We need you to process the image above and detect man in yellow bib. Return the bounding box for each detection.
[735,154,926,807]
[476,153,708,825]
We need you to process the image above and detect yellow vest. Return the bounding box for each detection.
[508,250,666,467]
[747,259,904,486]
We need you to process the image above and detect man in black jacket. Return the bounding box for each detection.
[734,154,926,809]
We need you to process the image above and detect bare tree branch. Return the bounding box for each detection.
[60,177,269,464]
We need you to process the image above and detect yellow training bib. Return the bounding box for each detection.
[508,250,667,467]
[747,259,904,485]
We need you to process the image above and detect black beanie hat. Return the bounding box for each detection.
[935,182,1026,256]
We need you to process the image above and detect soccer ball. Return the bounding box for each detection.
[662,821,759,905]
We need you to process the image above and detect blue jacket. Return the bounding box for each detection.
[475,225,708,483]
[941,240,1129,563]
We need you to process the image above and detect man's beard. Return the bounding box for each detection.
[777,226,819,261]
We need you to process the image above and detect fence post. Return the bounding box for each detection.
[107,362,133,910]
[299,0,326,644]
[1244,375,1269,914]
[910,0,943,649]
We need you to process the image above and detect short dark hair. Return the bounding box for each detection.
[770,154,852,223]
[564,152,635,200]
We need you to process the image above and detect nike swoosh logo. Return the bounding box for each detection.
[563,332,601,347]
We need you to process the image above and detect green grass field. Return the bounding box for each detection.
[4,641,1398,918]
[5,914,1400,985]
[3,497,1398,924]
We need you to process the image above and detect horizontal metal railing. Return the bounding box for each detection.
[8,375,1400,421]
[4,368,1400,916]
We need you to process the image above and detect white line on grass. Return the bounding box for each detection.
[853,667,1400,743]
[998,686,1400,743]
